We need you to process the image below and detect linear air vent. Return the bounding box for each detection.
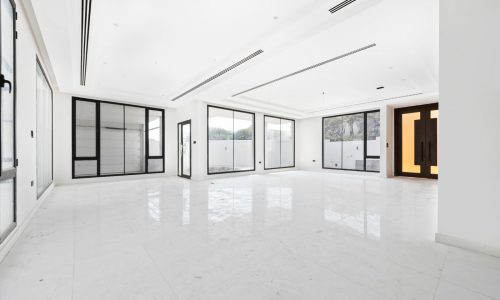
[171,50,264,101]
[329,0,356,14]
[80,0,92,86]
[232,43,376,97]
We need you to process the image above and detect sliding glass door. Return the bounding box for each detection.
[36,61,53,197]
[72,97,164,178]
[323,110,381,172]
[264,116,295,169]
[207,105,255,174]
[0,0,17,244]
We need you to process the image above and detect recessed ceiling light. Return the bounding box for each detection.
[377,86,384,90]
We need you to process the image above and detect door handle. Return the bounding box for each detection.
[421,142,424,162]
[428,142,432,162]
[0,74,12,93]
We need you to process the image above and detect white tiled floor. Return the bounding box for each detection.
[1,171,499,300]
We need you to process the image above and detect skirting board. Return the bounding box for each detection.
[0,183,55,263]
[436,233,500,258]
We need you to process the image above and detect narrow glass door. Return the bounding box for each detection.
[177,120,191,179]
[0,0,17,244]
[395,103,438,178]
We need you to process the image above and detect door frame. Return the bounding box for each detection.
[394,103,438,179]
[177,119,191,179]
[0,0,18,244]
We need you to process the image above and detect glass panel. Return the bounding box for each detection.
[280,119,294,167]
[75,101,96,157]
[178,124,182,176]
[125,106,146,173]
[342,113,364,170]
[323,116,343,168]
[182,123,191,176]
[36,63,53,197]
[265,117,281,169]
[366,159,380,172]
[1,0,14,171]
[100,103,125,175]
[0,178,14,238]
[233,111,254,171]
[208,107,234,173]
[148,110,163,156]
[402,112,421,173]
[366,111,380,157]
[74,160,97,177]
[148,158,163,172]
[430,110,439,175]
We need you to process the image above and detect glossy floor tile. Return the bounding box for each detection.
[1,171,499,300]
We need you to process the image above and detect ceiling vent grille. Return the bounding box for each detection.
[171,50,264,101]
[329,0,356,14]
[232,43,376,97]
[80,0,92,86]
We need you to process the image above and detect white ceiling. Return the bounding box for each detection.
[29,0,438,118]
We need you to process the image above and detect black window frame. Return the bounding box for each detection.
[35,57,54,198]
[72,97,165,179]
[263,115,295,170]
[0,0,18,245]
[207,105,256,175]
[322,109,381,173]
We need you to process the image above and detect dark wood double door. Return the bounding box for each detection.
[395,103,438,179]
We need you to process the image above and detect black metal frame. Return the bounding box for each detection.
[72,97,165,179]
[263,115,295,170]
[177,119,192,179]
[322,109,381,173]
[0,0,18,245]
[35,57,54,198]
[207,105,256,175]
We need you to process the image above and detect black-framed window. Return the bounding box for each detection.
[0,0,17,245]
[36,59,53,197]
[264,115,295,170]
[207,105,255,174]
[72,97,165,178]
[322,110,380,172]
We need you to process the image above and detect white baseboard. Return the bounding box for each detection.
[435,232,500,258]
[0,183,54,262]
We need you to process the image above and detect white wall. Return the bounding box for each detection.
[437,0,500,256]
[0,3,55,260]
[53,93,176,185]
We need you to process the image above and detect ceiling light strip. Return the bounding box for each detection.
[232,43,376,97]
[329,0,356,14]
[80,0,92,86]
[171,50,264,101]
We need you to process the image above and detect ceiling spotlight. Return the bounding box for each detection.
[376,86,384,90]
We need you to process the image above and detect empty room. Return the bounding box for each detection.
[0,0,499,299]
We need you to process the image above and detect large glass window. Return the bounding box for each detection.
[72,98,164,178]
[0,0,16,244]
[208,106,255,174]
[323,110,380,172]
[36,60,53,197]
[264,116,295,169]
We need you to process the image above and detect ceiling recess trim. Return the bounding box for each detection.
[232,43,376,97]
[171,49,264,101]
[80,0,92,86]
[329,0,357,14]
